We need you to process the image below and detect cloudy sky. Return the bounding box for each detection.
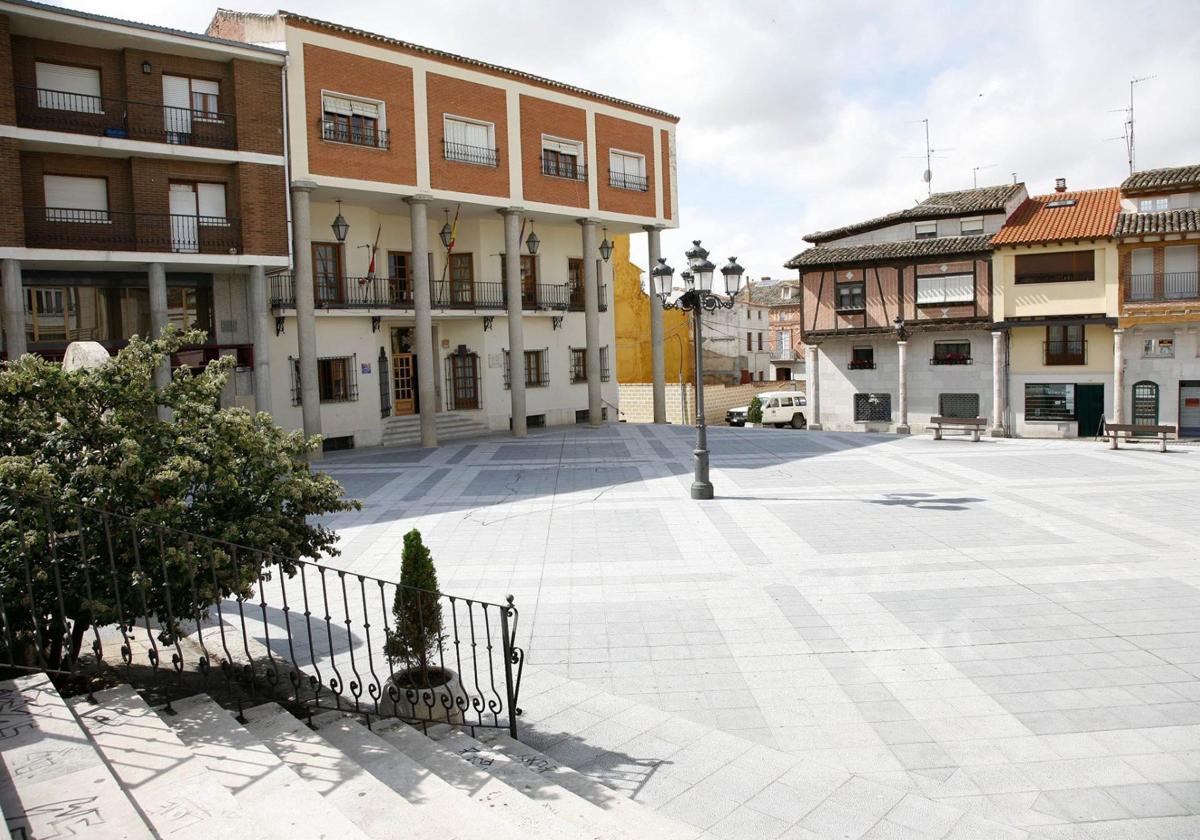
[63,0,1200,279]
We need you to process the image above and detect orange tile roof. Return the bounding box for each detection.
[990,188,1120,246]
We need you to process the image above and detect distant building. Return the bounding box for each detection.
[751,279,806,381]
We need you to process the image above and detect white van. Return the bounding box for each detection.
[726,390,807,428]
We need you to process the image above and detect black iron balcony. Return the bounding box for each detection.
[269,274,609,313]
[23,207,241,254]
[15,86,237,149]
[319,117,389,149]
[1126,271,1200,302]
[1044,339,1087,366]
[608,170,648,191]
[848,359,876,370]
[443,139,498,167]
[540,153,586,181]
[930,354,973,366]
[1015,271,1095,285]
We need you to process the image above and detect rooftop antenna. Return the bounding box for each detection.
[972,164,997,189]
[1110,76,1155,174]
[903,118,952,197]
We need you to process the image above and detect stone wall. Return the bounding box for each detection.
[619,380,803,424]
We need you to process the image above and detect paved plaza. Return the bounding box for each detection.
[317,425,1200,839]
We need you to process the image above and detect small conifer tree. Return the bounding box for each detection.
[746,395,763,425]
[385,529,445,683]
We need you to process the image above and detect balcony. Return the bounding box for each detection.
[319,117,389,150]
[1126,271,1200,302]
[608,170,648,191]
[23,207,241,254]
[443,139,498,167]
[1014,271,1095,285]
[540,153,586,181]
[1044,340,1087,366]
[270,275,607,313]
[930,354,972,366]
[15,86,237,149]
[848,360,876,370]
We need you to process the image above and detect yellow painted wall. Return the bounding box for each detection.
[613,233,694,383]
[994,241,1119,319]
[1009,324,1115,375]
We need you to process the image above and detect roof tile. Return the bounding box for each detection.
[1120,164,1200,196]
[1114,209,1200,236]
[785,235,992,270]
[804,184,1023,244]
[990,189,1120,246]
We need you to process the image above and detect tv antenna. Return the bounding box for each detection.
[1110,76,1156,174]
[904,118,952,197]
[971,164,997,189]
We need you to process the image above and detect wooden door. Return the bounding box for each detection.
[392,352,416,415]
[450,352,479,410]
[449,253,474,306]
[313,243,344,305]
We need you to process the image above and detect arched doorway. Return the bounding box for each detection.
[1132,380,1159,427]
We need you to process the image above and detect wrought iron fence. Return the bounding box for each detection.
[319,117,390,150]
[16,86,238,149]
[540,153,586,181]
[24,207,241,254]
[608,170,648,191]
[443,139,499,167]
[1127,271,1200,302]
[0,494,525,736]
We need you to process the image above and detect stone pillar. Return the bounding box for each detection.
[249,265,272,415]
[579,219,602,426]
[991,330,1006,436]
[290,182,322,452]
[645,225,666,423]
[501,208,526,437]
[1113,328,1125,425]
[406,195,438,448]
[148,262,171,420]
[895,339,910,434]
[806,344,822,430]
[1,259,26,360]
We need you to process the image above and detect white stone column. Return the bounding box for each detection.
[148,262,171,421]
[991,330,1006,436]
[1113,327,1125,425]
[501,208,527,437]
[290,181,322,453]
[579,219,602,426]
[645,225,666,423]
[895,339,910,434]
[1,259,25,360]
[249,265,272,415]
[406,195,438,448]
[806,344,822,430]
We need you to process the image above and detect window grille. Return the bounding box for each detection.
[853,392,892,422]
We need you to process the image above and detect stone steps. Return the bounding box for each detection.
[381,412,491,447]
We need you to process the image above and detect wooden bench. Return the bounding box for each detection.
[1105,422,1177,453]
[929,416,987,442]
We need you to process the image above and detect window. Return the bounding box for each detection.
[190,79,220,118]
[291,355,358,405]
[836,282,865,311]
[313,243,344,305]
[1143,338,1175,358]
[854,393,892,422]
[1045,324,1085,365]
[35,62,101,113]
[541,136,584,180]
[1015,251,1095,284]
[1129,248,1155,300]
[849,346,874,370]
[499,254,539,306]
[322,93,386,148]
[747,332,753,351]
[570,347,587,382]
[1165,246,1199,299]
[444,116,497,166]
[1138,197,1170,212]
[782,286,793,300]
[1025,383,1075,420]
[960,217,984,235]
[449,253,474,305]
[43,175,108,222]
[914,221,937,240]
[445,349,480,410]
[932,341,971,365]
[609,150,647,191]
[600,346,611,382]
[166,287,207,331]
[568,258,585,309]
[196,183,227,223]
[939,393,980,418]
[504,349,549,388]
[916,273,973,305]
[757,333,763,351]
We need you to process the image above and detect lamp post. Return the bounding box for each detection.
[652,240,744,500]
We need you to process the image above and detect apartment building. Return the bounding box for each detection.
[1114,164,1200,436]
[698,289,770,384]
[208,10,678,449]
[785,184,1027,432]
[991,183,1121,437]
[0,0,289,410]
[752,278,806,381]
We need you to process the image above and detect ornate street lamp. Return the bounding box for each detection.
[599,227,613,262]
[331,200,349,243]
[653,241,744,500]
[525,223,540,256]
[439,210,453,250]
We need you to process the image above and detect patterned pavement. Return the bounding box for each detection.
[318,424,1200,839]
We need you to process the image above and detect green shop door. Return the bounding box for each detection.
[1075,383,1105,437]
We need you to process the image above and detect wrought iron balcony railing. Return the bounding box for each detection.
[930,356,973,366]
[1126,271,1200,302]
[319,117,390,149]
[848,360,876,370]
[1044,339,1087,366]
[271,274,609,313]
[540,153,586,181]
[1015,271,1095,285]
[443,139,498,167]
[15,86,238,149]
[23,207,242,254]
[608,170,648,191]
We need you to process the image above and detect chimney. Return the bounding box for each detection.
[1054,178,1067,193]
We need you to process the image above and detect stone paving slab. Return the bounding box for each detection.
[311,425,1200,839]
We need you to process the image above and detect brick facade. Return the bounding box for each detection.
[302,43,415,184]
[231,58,283,155]
[0,15,14,125]
[595,113,655,217]
[518,94,588,209]
[237,162,288,255]
[660,128,672,221]
[0,138,22,245]
[427,72,509,197]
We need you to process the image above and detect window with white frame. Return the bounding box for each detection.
[914,221,938,240]
[1143,338,1175,358]
[609,150,647,191]
[43,175,108,222]
[444,116,497,166]
[35,62,102,113]
[916,273,973,305]
[960,217,984,235]
[541,136,584,180]
[321,93,386,148]
[1138,197,1170,212]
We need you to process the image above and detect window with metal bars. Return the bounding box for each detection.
[290,354,358,405]
[503,349,550,389]
[938,393,980,418]
[853,392,891,422]
[570,347,587,382]
[600,346,611,382]
[443,347,480,410]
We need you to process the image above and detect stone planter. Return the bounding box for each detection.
[385,666,465,725]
